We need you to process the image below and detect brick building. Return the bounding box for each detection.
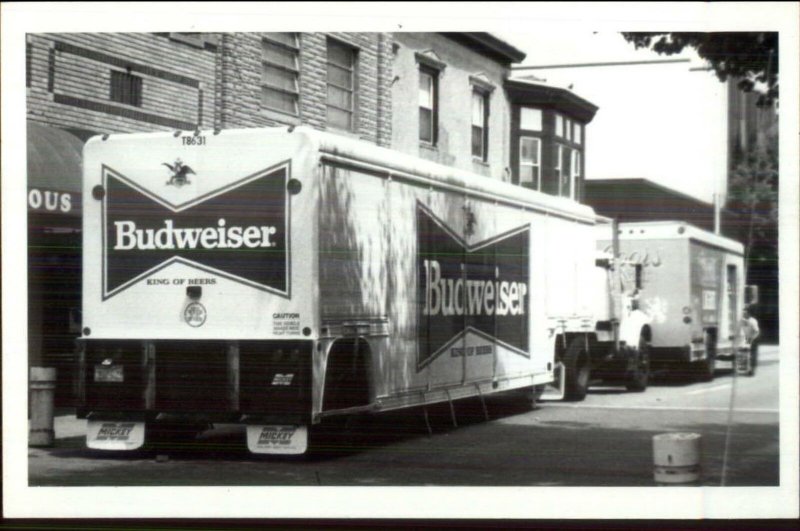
[215,32,393,146]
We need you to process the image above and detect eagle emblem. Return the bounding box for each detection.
[163,159,195,187]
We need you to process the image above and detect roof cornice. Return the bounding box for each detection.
[440,33,526,64]
[505,78,599,123]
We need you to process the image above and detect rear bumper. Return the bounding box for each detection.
[77,339,313,425]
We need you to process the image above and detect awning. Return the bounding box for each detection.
[27,120,84,217]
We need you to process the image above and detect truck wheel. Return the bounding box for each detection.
[563,339,590,402]
[626,334,651,392]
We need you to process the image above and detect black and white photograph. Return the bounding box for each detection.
[2,1,798,521]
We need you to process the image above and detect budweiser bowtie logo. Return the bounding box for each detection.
[417,202,530,370]
[101,162,290,299]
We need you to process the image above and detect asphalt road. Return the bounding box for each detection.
[28,346,781,487]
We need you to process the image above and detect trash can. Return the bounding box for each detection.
[653,432,702,484]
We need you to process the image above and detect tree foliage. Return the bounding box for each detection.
[726,143,779,259]
[621,32,778,106]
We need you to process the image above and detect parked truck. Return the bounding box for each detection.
[76,126,648,454]
[597,221,755,381]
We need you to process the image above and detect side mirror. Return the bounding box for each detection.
[745,285,759,305]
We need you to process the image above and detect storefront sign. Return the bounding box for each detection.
[28,188,80,216]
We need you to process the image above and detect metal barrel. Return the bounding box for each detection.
[653,432,702,484]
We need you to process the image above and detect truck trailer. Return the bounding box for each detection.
[598,221,754,381]
[77,126,647,454]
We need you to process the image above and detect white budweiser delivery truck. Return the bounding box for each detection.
[598,221,753,381]
[77,126,641,454]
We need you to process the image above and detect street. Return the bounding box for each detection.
[28,346,780,487]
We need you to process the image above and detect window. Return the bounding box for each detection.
[261,33,300,115]
[564,118,572,142]
[560,145,572,198]
[326,38,357,131]
[519,137,541,190]
[571,150,582,200]
[555,114,564,138]
[520,107,542,131]
[26,42,32,87]
[110,70,142,107]
[553,144,563,190]
[419,66,438,144]
[574,123,582,145]
[471,89,489,160]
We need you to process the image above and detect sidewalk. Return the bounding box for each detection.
[28,410,86,440]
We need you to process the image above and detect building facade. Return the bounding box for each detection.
[27,32,219,138]
[391,33,525,180]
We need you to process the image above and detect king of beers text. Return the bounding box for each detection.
[101,164,289,298]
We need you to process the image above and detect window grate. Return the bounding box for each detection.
[109,70,142,107]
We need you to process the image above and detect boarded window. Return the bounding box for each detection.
[110,70,142,107]
[262,34,300,115]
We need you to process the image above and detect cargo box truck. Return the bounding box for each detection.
[598,221,755,381]
[77,126,648,454]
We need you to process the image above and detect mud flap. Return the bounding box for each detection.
[86,420,145,451]
[540,362,566,401]
[246,425,308,454]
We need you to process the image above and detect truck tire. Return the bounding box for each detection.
[563,338,590,402]
[626,334,651,392]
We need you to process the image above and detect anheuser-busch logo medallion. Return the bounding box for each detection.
[101,162,290,299]
[417,202,530,370]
